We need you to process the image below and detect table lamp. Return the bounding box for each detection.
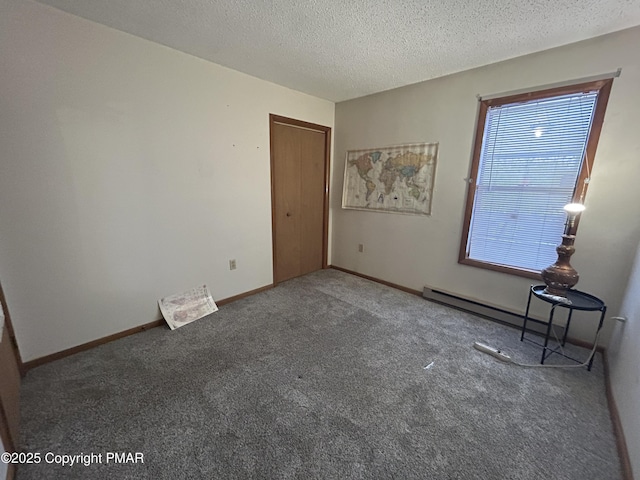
[540,203,586,296]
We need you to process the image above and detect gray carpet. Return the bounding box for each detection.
[17,269,621,479]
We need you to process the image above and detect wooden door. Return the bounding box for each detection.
[0,328,20,450]
[270,115,330,284]
[0,281,22,458]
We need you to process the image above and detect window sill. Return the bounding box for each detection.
[458,257,543,280]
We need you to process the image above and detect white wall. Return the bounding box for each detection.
[332,26,640,342]
[609,240,640,479]
[0,0,334,361]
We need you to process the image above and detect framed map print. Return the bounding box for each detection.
[342,142,438,215]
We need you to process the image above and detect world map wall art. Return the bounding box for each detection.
[342,142,438,215]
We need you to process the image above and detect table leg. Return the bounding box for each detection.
[562,310,573,347]
[541,306,556,365]
[540,305,556,365]
[521,288,533,342]
[588,307,607,371]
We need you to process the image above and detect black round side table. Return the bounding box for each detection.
[520,285,606,371]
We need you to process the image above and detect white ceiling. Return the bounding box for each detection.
[34,0,640,102]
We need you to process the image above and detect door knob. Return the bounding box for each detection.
[286,212,292,217]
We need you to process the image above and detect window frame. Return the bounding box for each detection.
[458,78,613,279]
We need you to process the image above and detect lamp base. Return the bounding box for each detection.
[541,235,579,297]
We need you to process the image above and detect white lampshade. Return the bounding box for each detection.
[563,203,586,214]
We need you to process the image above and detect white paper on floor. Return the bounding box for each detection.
[159,285,218,330]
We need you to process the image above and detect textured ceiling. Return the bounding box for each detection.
[33,0,640,102]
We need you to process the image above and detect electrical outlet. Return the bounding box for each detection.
[358,244,364,253]
[229,259,237,270]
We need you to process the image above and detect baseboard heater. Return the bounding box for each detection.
[422,286,549,336]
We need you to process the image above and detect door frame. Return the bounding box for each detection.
[269,114,331,285]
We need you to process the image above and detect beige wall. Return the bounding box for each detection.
[332,26,640,342]
[609,240,640,479]
[0,0,334,361]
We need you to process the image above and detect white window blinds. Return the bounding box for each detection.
[466,91,598,272]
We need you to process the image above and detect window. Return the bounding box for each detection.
[459,79,613,278]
